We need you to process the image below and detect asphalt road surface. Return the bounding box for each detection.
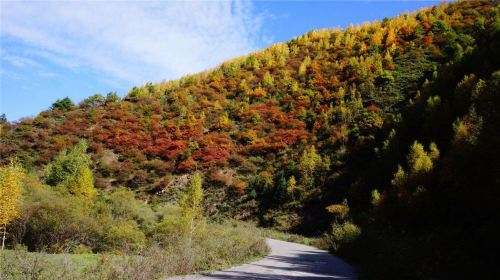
[169,238,357,280]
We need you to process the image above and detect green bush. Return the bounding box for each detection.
[12,183,101,252]
[150,215,186,246]
[104,222,146,253]
[107,187,156,227]
[328,221,361,251]
[51,97,74,111]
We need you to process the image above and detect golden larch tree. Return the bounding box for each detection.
[179,172,204,245]
[0,161,24,250]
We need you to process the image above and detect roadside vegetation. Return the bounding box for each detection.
[0,222,268,280]
[0,142,267,280]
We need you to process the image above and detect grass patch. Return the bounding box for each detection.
[0,249,99,279]
[227,220,328,250]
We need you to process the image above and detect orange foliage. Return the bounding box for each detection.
[422,35,433,45]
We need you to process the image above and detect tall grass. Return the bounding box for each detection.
[253,222,328,250]
[0,222,268,280]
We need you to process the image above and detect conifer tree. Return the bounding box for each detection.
[262,71,274,88]
[51,97,74,111]
[407,141,433,174]
[298,146,328,189]
[105,91,121,104]
[298,56,311,76]
[391,165,407,189]
[429,142,440,161]
[286,176,298,198]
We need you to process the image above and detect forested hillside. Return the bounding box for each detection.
[1,1,499,279]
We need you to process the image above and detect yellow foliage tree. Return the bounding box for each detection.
[216,112,231,129]
[371,189,382,206]
[453,119,469,143]
[179,172,204,244]
[297,146,330,189]
[262,71,274,88]
[385,27,396,47]
[45,139,96,199]
[326,199,350,220]
[250,87,267,98]
[429,142,440,161]
[298,56,311,76]
[391,165,407,189]
[286,176,297,195]
[63,166,96,199]
[0,161,24,250]
[286,176,305,200]
[407,141,433,174]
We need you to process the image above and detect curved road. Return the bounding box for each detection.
[169,238,357,280]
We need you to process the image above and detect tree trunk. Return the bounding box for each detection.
[188,217,194,246]
[1,224,6,250]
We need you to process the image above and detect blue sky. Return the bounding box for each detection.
[1,0,444,121]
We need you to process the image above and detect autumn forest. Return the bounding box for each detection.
[1,1,500,279]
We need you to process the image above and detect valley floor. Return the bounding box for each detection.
[169,238,357,280]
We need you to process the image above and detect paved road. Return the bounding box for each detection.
[169,238,357,280]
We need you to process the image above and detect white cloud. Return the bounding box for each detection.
[2,52,41,68]
[37,71,58,78]
[1,0,265,86]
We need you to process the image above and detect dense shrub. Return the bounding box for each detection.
[327,222,361,251]
[12,181,100,252]
[103,222,147,253]
[1,222,269,280]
